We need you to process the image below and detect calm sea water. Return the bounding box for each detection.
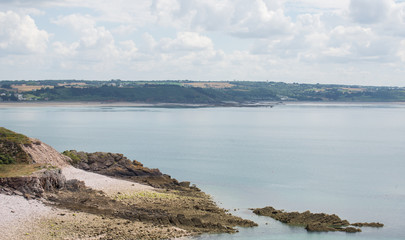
[0,103,404,240]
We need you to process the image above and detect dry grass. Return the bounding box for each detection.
[0,127,31,145]
[11,84,54,92]
[57,82,87,88]
[183,82,234,89]
[341,87,365,92]
[0,164,46,177]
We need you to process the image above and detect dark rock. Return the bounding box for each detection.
[180,181,191,187]
[0,169,66,197]
[351,222,384,228]
[306,223,336,232]
[253,206,375,233]
[64,150,192,190]
[343,227,361,233]
[65,179,86,192]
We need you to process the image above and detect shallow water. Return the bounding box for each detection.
[1,103,404,239]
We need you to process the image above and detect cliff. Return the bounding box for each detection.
[0,127,69,167]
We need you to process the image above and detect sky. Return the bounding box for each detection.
[1,0,405,86]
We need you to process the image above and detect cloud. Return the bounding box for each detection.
[1,0,405,85]
[349,0,392,24]
[159,32,213,52]
[0,11,49,54]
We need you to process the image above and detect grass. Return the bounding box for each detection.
[62,150,81,164]
[11,84,54,92]
[0,164,48,177]
[0,127,31,145]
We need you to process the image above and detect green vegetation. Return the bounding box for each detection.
[0,127,32,164]
[0,153,15,164]
[1,80,405,103]
[62,150,81,164]
[0,127,32,145]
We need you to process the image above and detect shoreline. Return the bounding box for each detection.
[0,101,404,108]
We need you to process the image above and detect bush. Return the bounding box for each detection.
[62,150,81,164]
[0,153,15,164]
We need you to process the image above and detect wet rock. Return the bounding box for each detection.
[351,222,384,228]
[343,227,362,233]
[65,179,86,192]
[253,206,378,233]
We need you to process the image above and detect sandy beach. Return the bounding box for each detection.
[0,167,190,240]
[0,101,211,108]
[0,101,404,109]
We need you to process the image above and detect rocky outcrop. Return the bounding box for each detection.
[63,150,192,190]
[0,127,32,164]
[351,222,384,227]
[0,169,66,199]
[21,138,70,167]
[0,127,70,167]
[252,206,383,233]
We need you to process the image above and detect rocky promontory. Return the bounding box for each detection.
[63,150,193,190]
[0,127,257,239]
[252,206,383,233]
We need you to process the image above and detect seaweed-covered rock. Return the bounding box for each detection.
[253,206,368,233]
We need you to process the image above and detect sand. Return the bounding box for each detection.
[62,166,154,195]
[0,166,157,239]
[0,101,210,108]
[0,194,55,240]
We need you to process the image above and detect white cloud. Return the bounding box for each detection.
[1,0,405,85]
[349,0,392,24]
[159,32,213,52]
[52,41,79,56]
[0,11,49,54]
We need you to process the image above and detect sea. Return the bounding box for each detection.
[0,103,404,240]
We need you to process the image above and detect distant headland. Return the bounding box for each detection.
[1,80,405,104]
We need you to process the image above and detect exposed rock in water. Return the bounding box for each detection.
[351,222,384,228]
[63,150,193,190]
[252,206,382,233]
[48,175,257,235]
[0,169,66,198]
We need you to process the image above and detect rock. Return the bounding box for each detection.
[343,227,361,233]
[305,223,333,232]
[0,169,66,197]
[179,181,190,187]
[351,222,384,228]
[253,206,378,233]
[63,150,189,189]
[65,179,86,192]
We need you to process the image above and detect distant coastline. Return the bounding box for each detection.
[0,101,279,108]
[1,101,405,108]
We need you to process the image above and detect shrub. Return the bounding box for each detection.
[0,153,15,164]
[62,150,81,164]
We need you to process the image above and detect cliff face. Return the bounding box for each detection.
[0,169,66,199]
[0,127,70,167]
[22,138,70,168]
